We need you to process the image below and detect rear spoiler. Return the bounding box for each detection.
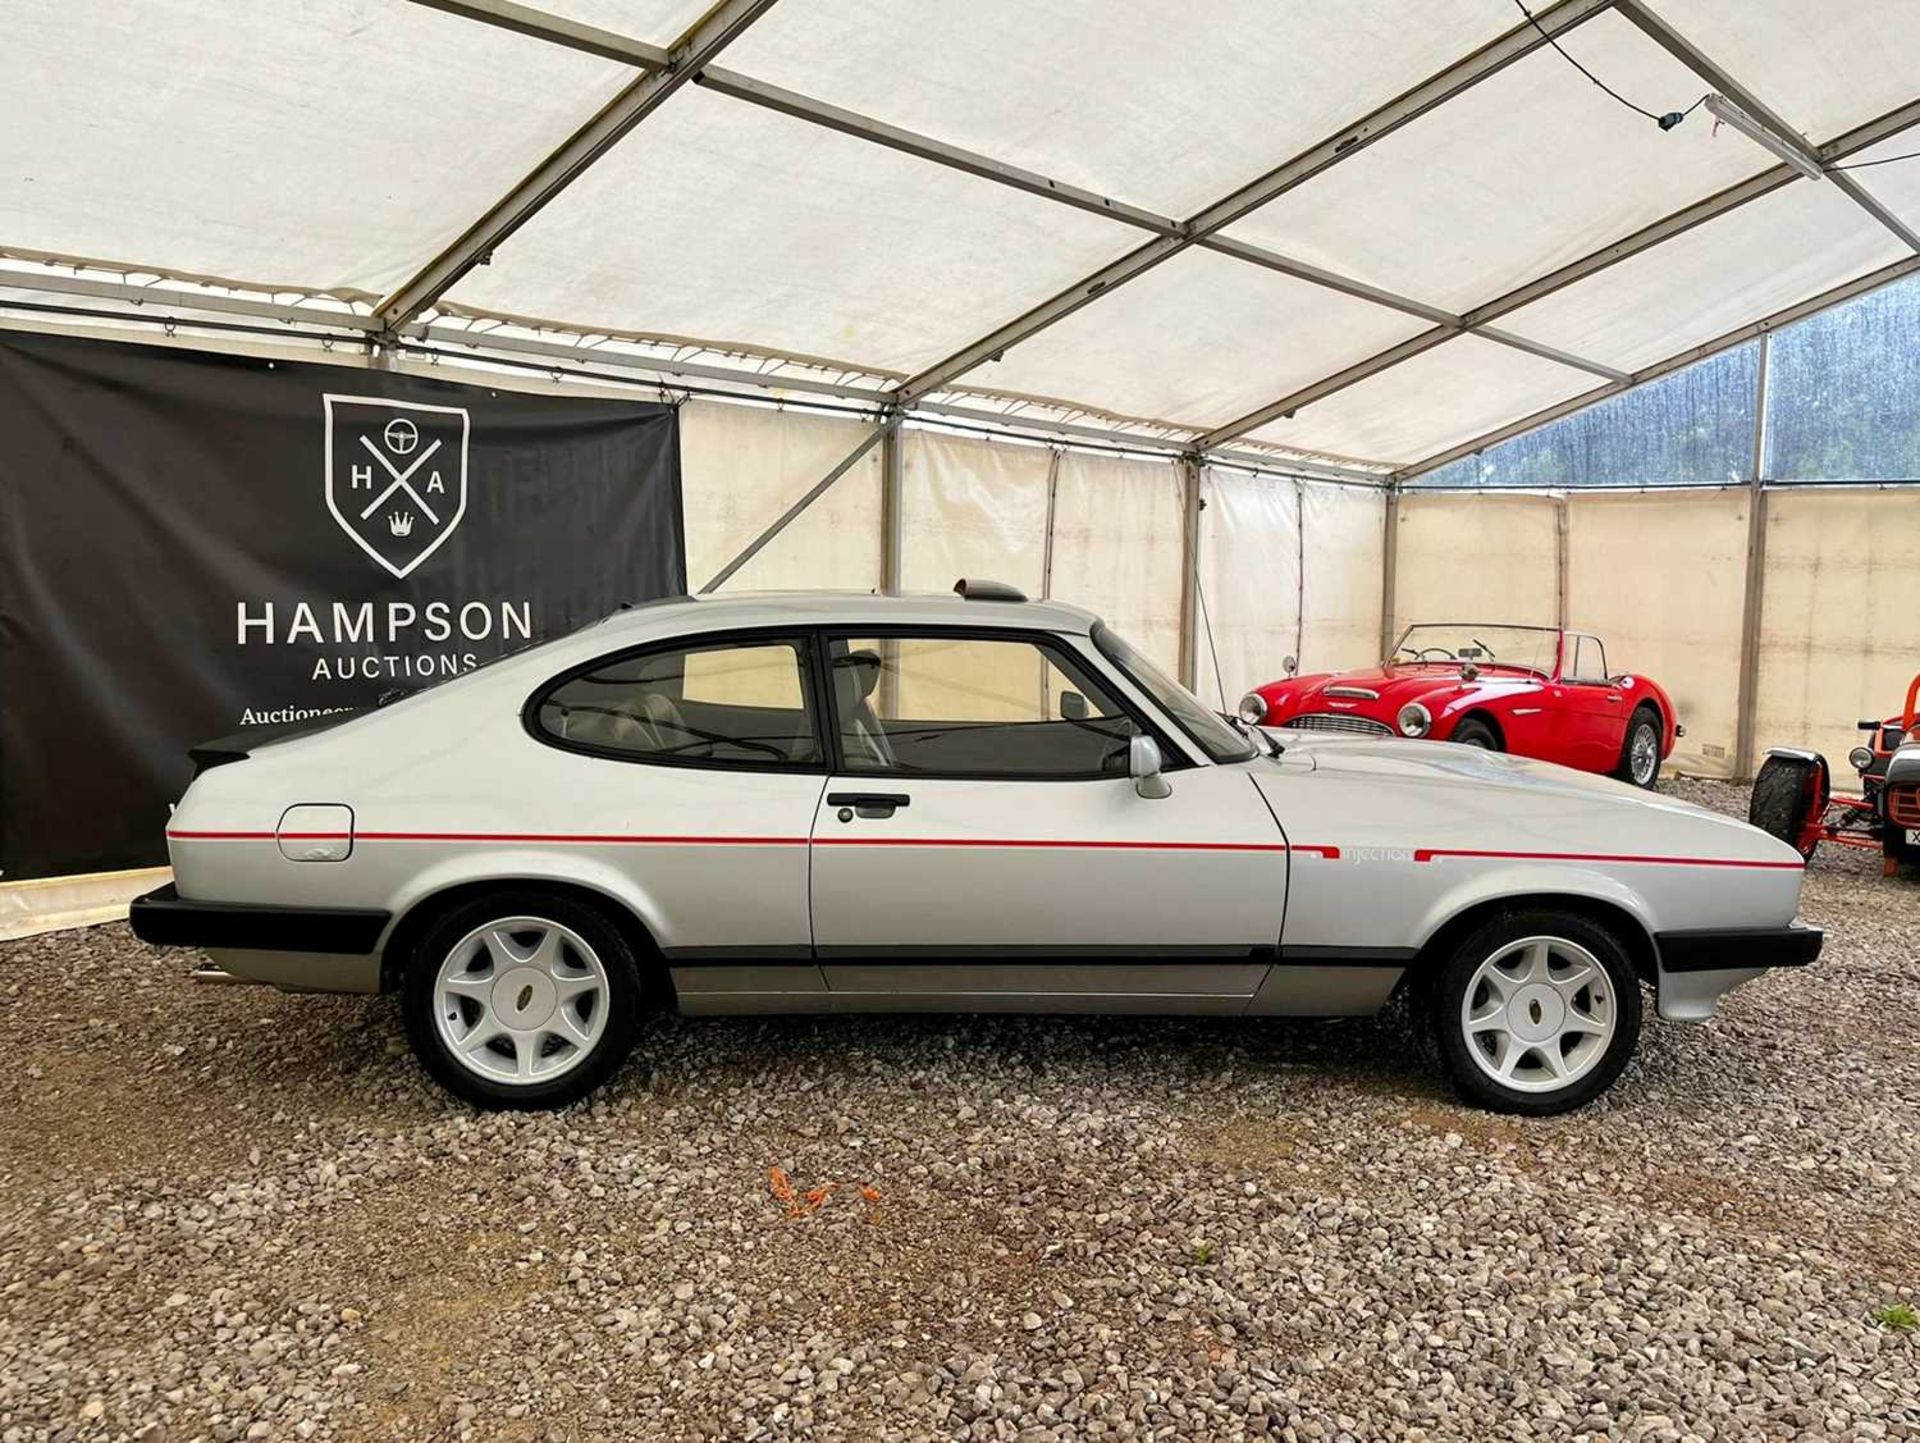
[186,712,359,778]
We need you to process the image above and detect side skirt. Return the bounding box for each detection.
[667,946,1412,1018]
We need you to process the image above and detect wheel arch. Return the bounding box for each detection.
[1401,888,1659,994]
[379,875,672,1003]
[1443,707,1505,749]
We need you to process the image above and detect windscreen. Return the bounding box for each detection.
[1092,622,1255,764]
[1390,625,1559,676]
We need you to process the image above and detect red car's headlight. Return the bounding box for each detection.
[1237,692,1268,725]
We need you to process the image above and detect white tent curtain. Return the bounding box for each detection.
[1299,481,1387,673]
[1755,486,1920,770]
[1566,490,1748,777]
[1390,491,1560,636]
[1194,466,1303,707]
[898,429,1053,597]
[1047,450,1184,674]
[680,399,882,593]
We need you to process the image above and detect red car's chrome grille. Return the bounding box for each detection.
[1887,786,1920,828]
[1281,712,1393,738]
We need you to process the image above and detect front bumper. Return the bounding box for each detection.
[1654,923,1824,973]
[1651,923,1822,1022]
[129,884,390,955]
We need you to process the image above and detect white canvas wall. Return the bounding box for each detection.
[680,400,882,593]
[1391,491,1559,636]
[1194,467,1302,706]
[1299,481,1387,672]
[1566,490,1748,777]
[899,429,1053,597]
[1754,487,1920,769]
[1047,451,1185,674]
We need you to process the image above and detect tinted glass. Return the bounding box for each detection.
[829,634,1136,777]
[1092,621,1254,764]
[536,640,819,767]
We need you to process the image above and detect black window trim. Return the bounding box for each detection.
[523,625,834,775]
[1090,620,1255,766]
[812,623,1189,783]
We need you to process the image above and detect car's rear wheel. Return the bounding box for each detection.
[401,891,641,1109]
[1449,716,1499,750]
[1432,910,1642,1115]
[1615,706,1663,789]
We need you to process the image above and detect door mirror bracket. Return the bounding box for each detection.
[1130,734,1172,799]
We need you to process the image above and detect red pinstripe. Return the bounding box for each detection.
[166,829,1337,855]
[1411,846,1801,870]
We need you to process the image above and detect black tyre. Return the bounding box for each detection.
[1432,910,1642,1116]
[1449,716,1500,750]
[1614,706,1664,789]
[1749,754,1822,859]
[401,890,642,1110]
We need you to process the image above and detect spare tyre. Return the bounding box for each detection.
[1749,752,1825,859]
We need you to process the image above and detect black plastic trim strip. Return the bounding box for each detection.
[663,945,817,964]
[1276,945,1419,967]
[1655,924,1823,973]
[815,943,1278,962]
[129,884,390,954]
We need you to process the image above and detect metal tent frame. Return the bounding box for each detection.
[5,0,1919,710]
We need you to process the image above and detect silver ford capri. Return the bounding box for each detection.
[133,582,1820,1114]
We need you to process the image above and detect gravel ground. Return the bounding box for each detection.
[2,779,1916,1442]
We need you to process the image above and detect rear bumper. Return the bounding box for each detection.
[1655,923,1823,973]
[129,884,389,955]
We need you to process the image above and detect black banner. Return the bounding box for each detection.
[0,332,683,880]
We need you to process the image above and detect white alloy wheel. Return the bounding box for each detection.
[431,916,610,1086]
[1459,935,1616,1094]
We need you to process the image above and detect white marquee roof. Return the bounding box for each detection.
[4,0,1917,478]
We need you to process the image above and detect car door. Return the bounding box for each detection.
[1555,633,1627,771]
[806,629,1290,1009]
[527,631,831,1002]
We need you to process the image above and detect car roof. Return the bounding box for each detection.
[582,588,1102,643]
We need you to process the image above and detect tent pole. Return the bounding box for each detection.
[701,414,896,593]
[1177,456,1203,689]
[1379,486,1399,661]
[1554,493,1571,631]
[1733,333,1773,779]
[879,424,905,595]
[1039,449,1063,601]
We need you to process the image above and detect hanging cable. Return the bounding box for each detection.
[1511,0,1705,131]
[1831,149,1920,172]
[1195,571,1228,711]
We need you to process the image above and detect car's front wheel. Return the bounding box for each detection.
[1431,910,1642,1115]
[401,891,642,1109]
[1449,716,1499,750]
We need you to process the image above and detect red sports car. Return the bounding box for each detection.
[1238,623,1681,788]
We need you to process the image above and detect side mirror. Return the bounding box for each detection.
[1130,734,1172,799]
[1060,690,1088,721]
[1281,655,1298,677]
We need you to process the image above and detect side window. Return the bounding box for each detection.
[829,634,1137,777]
[1566,635,1608,683]
[535,639,820,767]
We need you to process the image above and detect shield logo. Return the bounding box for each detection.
[323,395,471,578]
